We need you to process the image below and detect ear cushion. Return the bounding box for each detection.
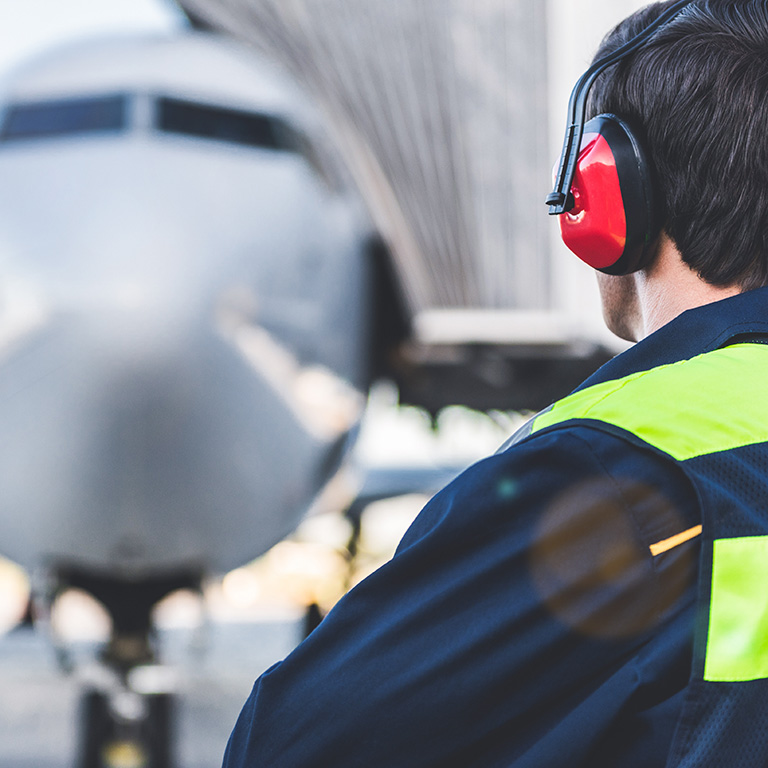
[559,113,660,275]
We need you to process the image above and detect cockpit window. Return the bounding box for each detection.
[155,96,299,153]
[0,94,129,142]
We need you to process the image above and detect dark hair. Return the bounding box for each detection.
[588,0,768,289]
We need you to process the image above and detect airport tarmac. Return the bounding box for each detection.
[0,616,302,768]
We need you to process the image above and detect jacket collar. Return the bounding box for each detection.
[576,285,768,392]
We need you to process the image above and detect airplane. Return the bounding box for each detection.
[0,29,405,768]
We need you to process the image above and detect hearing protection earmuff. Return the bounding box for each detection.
[546,0,694,275]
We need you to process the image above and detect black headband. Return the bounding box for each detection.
[546,0,694,215]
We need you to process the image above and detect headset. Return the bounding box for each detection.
[546,0,694,275]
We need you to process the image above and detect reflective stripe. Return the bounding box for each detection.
[705,536,768,682]
[530,344,768,461]
[649,524,702,557]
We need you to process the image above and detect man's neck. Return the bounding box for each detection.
[634,236,742,339]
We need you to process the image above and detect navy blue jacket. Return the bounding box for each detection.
[224,287,768,767]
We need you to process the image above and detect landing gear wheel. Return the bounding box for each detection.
[77,688,175,768]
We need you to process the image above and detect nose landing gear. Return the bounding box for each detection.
[78,672,175,768]
[49,567,201,768]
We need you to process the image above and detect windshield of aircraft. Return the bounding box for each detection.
[0,94,129,142]
[155,96,299,153]
[0,90,340,189]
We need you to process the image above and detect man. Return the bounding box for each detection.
[224,1,768,765]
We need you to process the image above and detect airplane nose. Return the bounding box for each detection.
[73,286,203,367]
[0,254,210,369]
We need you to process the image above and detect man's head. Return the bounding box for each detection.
[589,0,768,292]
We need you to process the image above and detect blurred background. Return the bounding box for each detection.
[0,1,651,766]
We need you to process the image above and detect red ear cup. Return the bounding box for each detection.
[559,113,660,275]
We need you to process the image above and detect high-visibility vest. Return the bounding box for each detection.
[517,341,768,767]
